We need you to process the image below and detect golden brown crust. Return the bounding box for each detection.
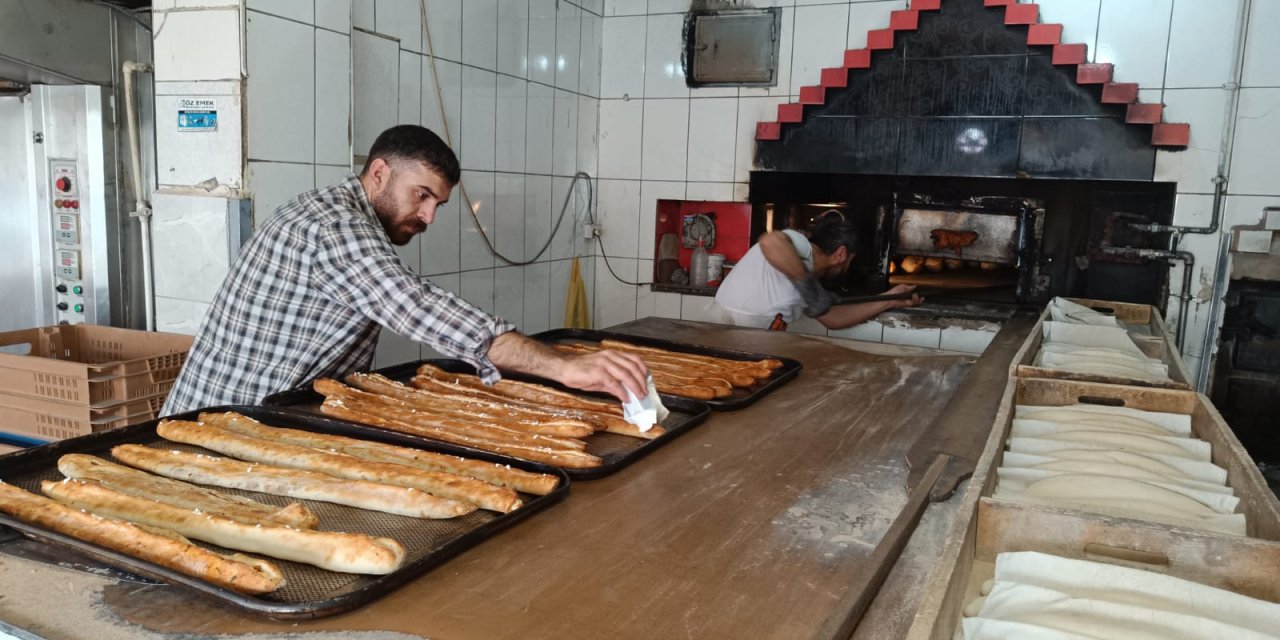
[156,419,523,512]
[199,412,561,495]
[58,454,319,529]
[0,482,284,594]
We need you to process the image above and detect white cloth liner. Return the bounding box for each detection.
[1001,447,1228,484]
[1047,297,1121,327]
[1034,351,1170,379]
[1041,321,1150,357]
[1015,404,1191,435]
[1008,432,1211,461]
[1037,342,1162,367]
[964,552,1280,639]
[995,467,1239,514]
[992,487,1246,536]
[999,451,1233,495]
[1012,417,1176,439]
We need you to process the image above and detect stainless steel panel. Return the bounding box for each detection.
[894,208,1020,265]
[689,10,780,86]
[0,96,47,331]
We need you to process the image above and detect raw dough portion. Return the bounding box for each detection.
[1020,474,1216,516]
[58,454,318,529]
[0,482,284,594]
[995,468,1239,514]
[42,479,406,574]
[1025,459,1232,495]
[1034,352,1169,380]
[1028,430,1210,461]
[1011,417,1171,439]
[1015,404,1190,435]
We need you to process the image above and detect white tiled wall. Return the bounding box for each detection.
[591,0,1280,371]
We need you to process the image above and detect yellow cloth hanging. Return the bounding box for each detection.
[563,257,591,329]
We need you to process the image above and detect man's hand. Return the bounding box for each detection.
[557,349,650,402]
[884,283,923,309]
[793,273,838,318]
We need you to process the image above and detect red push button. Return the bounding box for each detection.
[70,200,79,210]
[56,177,72,192]
[54,199,64,208]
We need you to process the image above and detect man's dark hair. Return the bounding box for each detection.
[361,125,461,185]
[810,215,859,255]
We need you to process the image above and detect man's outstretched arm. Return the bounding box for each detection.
[486,332,650,402]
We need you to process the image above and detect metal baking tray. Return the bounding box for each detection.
[262,359,711,481]
[0,405,569,620]
[531,328,803,411]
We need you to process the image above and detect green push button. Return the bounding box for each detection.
[73,303,84,313]
[72,285,83,295]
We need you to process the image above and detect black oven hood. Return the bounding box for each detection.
[753,0,1190,182]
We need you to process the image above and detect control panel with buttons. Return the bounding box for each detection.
[50,159,86,324]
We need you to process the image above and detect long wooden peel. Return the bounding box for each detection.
[814,312,1036,640]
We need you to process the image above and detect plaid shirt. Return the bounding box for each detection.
[163,175,514,414]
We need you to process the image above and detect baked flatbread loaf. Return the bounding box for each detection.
[200,412,559,496]
[0,482,284,594]
[112,445,477,519]
[58,454,318,529]
[157,419,524,512]
[42,478,406,574]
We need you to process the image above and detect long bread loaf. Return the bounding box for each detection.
[41,479,405,575]
[0,482,284,593]
[112,445,476,519]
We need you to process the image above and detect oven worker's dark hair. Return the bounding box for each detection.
[360,124,462,186]
[809,215,859,255]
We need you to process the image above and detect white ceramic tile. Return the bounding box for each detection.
[153,8,242,82]
[494,265,525,325]
[460,269,496,315]
[1094,0,1173,86]
[1181,353,1204,389]
[376,0,423,53]
[316,0,351,33]
[374,329,421,368]
[578,0,605,16]
[1153,88,1229,195]
[732,182,750,200]
[399,51,422,126]
[882,323,941,349]
[1165,0,1242,89]
[528,0,558,86]
[315,164,351,187]
[598,99,644,179]
[686,98,738,182]
[1171,193,1214,228]
[791,4,849,95]
[460,67,497,171]
[247,12,315,163]
[634,259,657,312]
[460,171,496,270]
[1243,0,1280,87]
[596,179,641,259]
[525,82,555,174]
[155,90,244,188]
[247,161,315,226]
[420,192,461,275]
[151,192,231,302]
[496,75,528,173]
[679,294,721,324]
[494,173,526,263]
[395,234,422,274]
[789,315,828,337]
[604,0,646,17]
[829,320,884,343]
[1224,195,1280,230]
[315,31,352,165]
[352,30,400,155]
[431,272,461,297]
[577,95,600,176]
[641,98,689,181]
[685,182,734,201]
[734,96,788,181]
[424,0,463,60]
[580,12,603,98]
[1033,0,1100,52]
[640,290,682,320]
[550,178,580,260]
[462,0,499,69]
[846,1,899,49]
[601,16,647,99]
[1230,89,1280,196]
[644,13,688,98]
[352,0,375,30]
[247,0,312,23]
[594,257,639,328]
[421,59,462,144]
[548,259,570,329]
[939,326,996,354]
[524,175,554,262]
[556,2,583,91]
[523,261,552,334]
[497,0,530,78]
[639,180,684,261]
[552,89,581,176]
[647,0,690,13]
[156,296,211,335]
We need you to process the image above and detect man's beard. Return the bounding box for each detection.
[370,190,425,246]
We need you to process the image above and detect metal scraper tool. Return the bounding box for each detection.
[815,311,1037,640]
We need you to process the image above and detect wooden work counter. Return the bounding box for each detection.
[0,319,978,640]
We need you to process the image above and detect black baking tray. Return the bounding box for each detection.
[0,404,569,620]
[530,328,803,411]
[262,359,711,481]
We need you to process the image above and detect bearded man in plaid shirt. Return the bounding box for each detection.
[164,125,647,414]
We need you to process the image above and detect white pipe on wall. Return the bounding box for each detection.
[122,60,155,331]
